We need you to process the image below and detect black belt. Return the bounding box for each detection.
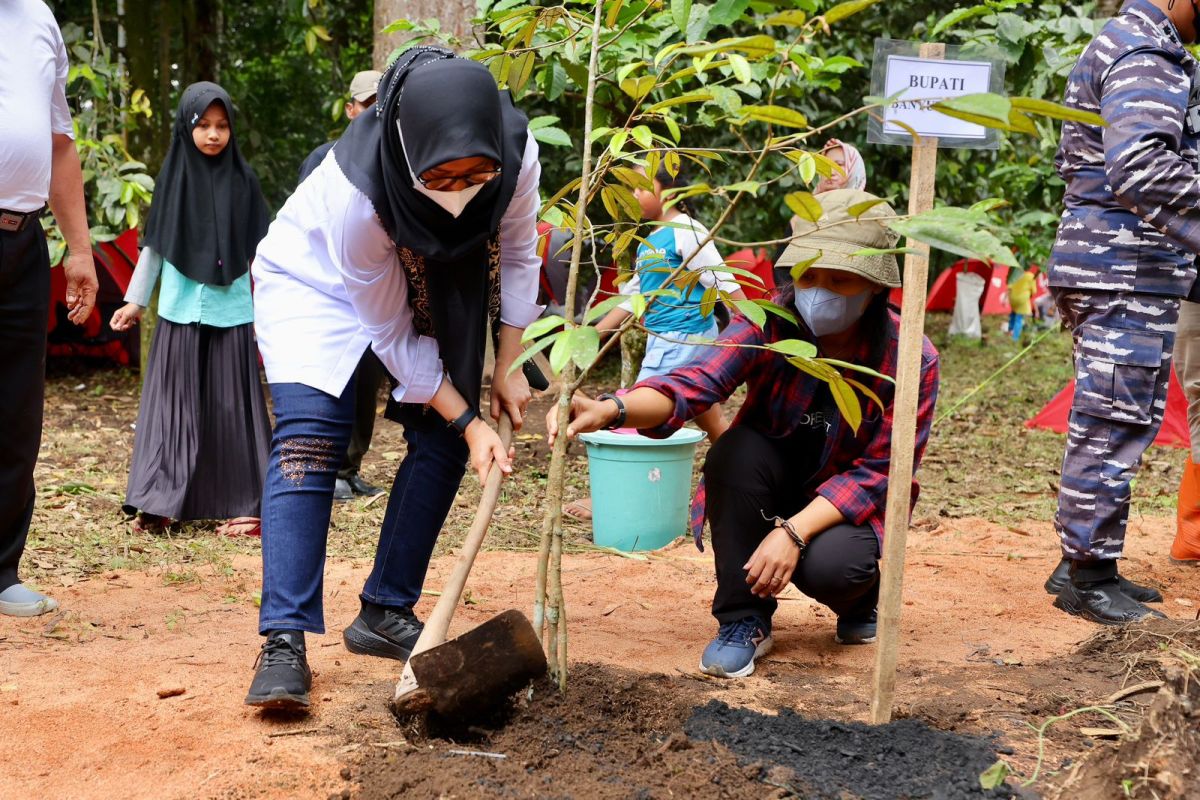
[0,206,46,233]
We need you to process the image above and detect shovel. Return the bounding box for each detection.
[392,405,546,720]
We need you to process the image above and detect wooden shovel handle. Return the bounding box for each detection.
[407,412,514,660]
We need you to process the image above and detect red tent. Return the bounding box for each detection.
[1025,370,1191,449]
[891,259,1014,314]
[47,228,141,367]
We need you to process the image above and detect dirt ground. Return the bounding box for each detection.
[3,318,1199,798]
[2,512,1196,798]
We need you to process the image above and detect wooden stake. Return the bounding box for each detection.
[869,41,943,726]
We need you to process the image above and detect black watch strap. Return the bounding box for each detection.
[597,393,627,430]
[450,407,480,436]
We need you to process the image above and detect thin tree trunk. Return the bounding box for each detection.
[373,0,478,69]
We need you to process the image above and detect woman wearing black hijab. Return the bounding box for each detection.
[111,82,271,537]
[245,48,543,709]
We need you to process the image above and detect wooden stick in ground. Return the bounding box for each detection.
[869,41,944,726]
[393,413,515,705]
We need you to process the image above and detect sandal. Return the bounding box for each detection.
[216,517,262,538]
[564,498,593,521]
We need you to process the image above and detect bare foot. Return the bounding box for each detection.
[564,498,593,521]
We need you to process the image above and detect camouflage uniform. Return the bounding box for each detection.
[1049,0,1200,564]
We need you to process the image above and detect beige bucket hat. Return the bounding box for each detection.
[349,70,383,103]
[776,188,902,288]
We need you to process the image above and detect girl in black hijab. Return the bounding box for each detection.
[111,82,272,538]
[245,48,544,710]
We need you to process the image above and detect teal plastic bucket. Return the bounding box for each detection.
[578,428,707,552]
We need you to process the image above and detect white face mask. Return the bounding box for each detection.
[397,120,485,219]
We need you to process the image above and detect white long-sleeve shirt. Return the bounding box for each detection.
[252,135,543,404]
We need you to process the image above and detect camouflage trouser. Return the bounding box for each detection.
[1052,289,1181,562]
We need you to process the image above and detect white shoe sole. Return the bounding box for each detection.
[698,634,773,678]
[0,596,60,617]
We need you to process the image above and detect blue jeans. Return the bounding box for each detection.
[258,382,468,634]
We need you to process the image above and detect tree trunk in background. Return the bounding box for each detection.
[1095,0,1120,18]
[372,0,478,69]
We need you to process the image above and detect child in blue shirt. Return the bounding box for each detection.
[595,164,746,440]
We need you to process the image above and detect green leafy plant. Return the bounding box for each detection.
[43,21,155,265]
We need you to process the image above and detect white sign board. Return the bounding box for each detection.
[881,55,994,140]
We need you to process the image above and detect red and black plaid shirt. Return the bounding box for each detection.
[636,309,940,547]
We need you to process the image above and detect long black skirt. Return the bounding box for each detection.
[123,319,271,521]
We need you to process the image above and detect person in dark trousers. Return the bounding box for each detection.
[298,69,388,501]
[1043,0,1200,624]
[549,190,939,678]
[0,0,98,616]
[245,48,543,710]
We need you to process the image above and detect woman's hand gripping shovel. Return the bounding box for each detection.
[392,364,550,722]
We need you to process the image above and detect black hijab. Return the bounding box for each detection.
[333,48,531,418]
[334,47,526,263]
[143,82,269,286]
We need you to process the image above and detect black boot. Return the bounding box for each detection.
[342,600,423,661]
[347,474,384,497]
[245,630,311,710]
[1044,558,1163,603]
[1054,579,1166,625]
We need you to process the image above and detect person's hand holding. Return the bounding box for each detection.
[744,528,802,598]
[464,417,514,483]
[62,250,98,325]
[546,393,619,446]
[110,302,144,332]
[491,364,532,430]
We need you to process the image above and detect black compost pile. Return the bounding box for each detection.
[686,701,1016,800]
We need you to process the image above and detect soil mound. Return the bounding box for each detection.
[356,664,766,799]
[1050,665,1199,800]
[685,700,1013,800]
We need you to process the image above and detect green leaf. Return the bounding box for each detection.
[605,0,626,28]
[310,25,331,41]
[583,294,628,324]
[660,35,777,64]
[700,286,719,317]
[932,93,1011,126]
[568,326,601,369]
[979,760,1011,792]
[767,339,818,359]
[527,115,560,130]
[620,75,656,100]
[733,299,767,329]
[509,52,536,97]
[739,104,809,129]
[816,357,894,383]
[663,116,681,143]
[532,126,573,148]
[888,213,1018,267]
[522,314,567,343]
[785,191,824,224]
[630,293,647,319]
[724,180,762,194]
[789,251,822,282]
[645,92,714,113]
[847,198,888,219]
[795,152,817,184]
[846,377,886,412]
[727,52,753,84]
[710,0,751,26]
[1010,96,1107,127]
[930,5,991,38]
[765,10,808,26]
[508,333,559,377]
[671,0,692,32]
[824,0,881,25]
[549,330,573,374]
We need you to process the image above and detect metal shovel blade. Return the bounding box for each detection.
[407,609,547,720]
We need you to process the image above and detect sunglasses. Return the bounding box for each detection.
[417,168,502,192]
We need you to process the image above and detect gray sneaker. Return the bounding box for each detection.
[0,584,60,617]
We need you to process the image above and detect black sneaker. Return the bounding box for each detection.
[835,608,878,645]
[342,603,423,661]
[347,474,385,497]
[1053,579,1167,626]
[333,478,354,502]
[245,630,311,710]
[1043,559,1162,603]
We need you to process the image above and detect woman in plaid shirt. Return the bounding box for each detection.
[550,190,940,678]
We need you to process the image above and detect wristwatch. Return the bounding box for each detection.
[597,393,626,429]
[450,407,481,436]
